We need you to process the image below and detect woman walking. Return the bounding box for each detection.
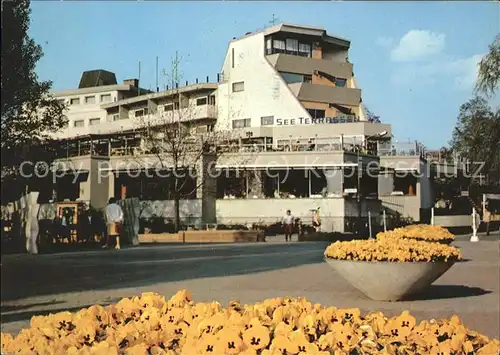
[103,197,124,250]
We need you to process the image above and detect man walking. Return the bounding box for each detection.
[103,197,124,250]
[282,209,294,242]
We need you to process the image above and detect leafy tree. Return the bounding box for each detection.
[1,0,67,184]
[449,97,500,185]
[476,34,500,98]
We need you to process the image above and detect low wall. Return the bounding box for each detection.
[138,230,263,243]
[434,215,472,228]
[380,195,420,221]
[216,198,346,232]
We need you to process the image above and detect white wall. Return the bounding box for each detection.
[216,198,345,232]
[217,33,311,130]
[54,90,121,138]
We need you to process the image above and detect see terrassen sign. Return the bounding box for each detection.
[276,116,358,125]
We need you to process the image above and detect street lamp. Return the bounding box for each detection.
[357,131,388,237]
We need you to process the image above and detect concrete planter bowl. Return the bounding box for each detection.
[325,258,456,301]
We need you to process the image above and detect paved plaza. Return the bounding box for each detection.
[1,236,499,339]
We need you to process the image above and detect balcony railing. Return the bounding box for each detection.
[378,141,426,157]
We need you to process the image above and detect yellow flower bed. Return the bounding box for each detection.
[2,290,498,355]
[324,238,462,262]
[377,224,456,243]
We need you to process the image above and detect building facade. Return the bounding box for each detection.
[33,24,439,231]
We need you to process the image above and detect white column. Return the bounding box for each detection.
[368,211,373,239]
[470,207,479,242]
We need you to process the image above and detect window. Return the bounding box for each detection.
[307,109,325,119]
[232,48,235,68]
[272,39,286,53]
[164,104,173,111]
[174,101,180,109]
[112,114,120,121]
[85,96,96,104]
[57,99,65,105]
[335,78,347,87]
[100,94,111,103]
[89,118,100,125]
[134,108,149,117]
[299,43,311,57]
[208,95,216,105]
[266,38,272,55]
[232,81,244,92]
[281,72,304,84]
[70,98,80,105]
[286,38,299,55]
[261,116,274,126]
[196,97,207,106]
[232,118,251,129]
[303,74,312,83]
[74,120,84,128]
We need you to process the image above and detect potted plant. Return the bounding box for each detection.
[324,238,462,301]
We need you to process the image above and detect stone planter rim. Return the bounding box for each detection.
[323,257,459,264]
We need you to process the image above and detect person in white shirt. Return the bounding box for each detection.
[282,209,294,242]
[104,197,124,250]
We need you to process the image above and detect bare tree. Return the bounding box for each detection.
[132,52,239,232]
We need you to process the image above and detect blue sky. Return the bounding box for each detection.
[30,1,499,149]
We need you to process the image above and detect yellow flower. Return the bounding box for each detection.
[242,323,270,350]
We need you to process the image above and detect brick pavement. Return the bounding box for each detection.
[1,240,499,339]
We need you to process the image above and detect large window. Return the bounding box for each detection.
[266,38,272,55]
[281,72,312,84]
[70,98,80,105]
[89,118,100,125]
[196,97,207,106]
[272,39,286,54]
[299,43,312,57]
[281,72,303,84]
[100,94,112,103]
[232,81,244,92]
[74,120,84,128]
[335,78,347,87]
[286,38,299,55]
[232,118,251,129]
[267,36,312,57]
[307,109,325,119]
[135,108,149,117]
[261,116,274,126]
[84,96,96,104]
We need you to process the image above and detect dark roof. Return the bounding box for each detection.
[78,70,117,89]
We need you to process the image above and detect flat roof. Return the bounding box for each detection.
[51,84,144,97]
[233,23,350,48]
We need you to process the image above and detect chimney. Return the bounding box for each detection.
[124,78,139,88]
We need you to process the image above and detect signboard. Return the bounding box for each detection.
[276,116,358,126]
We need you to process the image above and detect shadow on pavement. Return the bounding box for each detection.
[1,300,65,313]
[405,285,491,301]
[1,242,329,302]
[1,298,121,324]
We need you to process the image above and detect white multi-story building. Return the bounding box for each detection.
[42,23,436,231]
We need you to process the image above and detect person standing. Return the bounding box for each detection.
[104,197,124,250]
[282,209,294,242]
[313,207,321,232]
